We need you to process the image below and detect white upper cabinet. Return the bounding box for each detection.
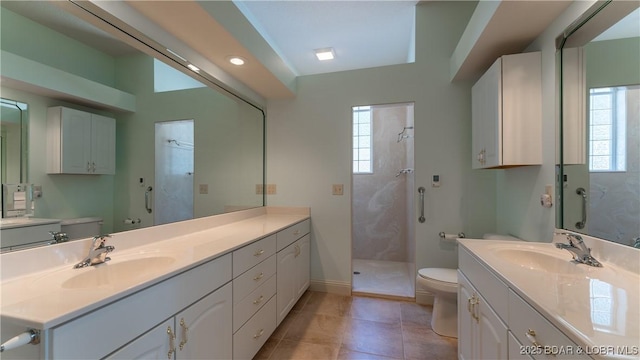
[472,52,542,169]
[47,106,116,174]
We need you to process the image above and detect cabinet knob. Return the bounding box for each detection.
[253,272,264,281]
[254,249,265,257]
[253,295,265,305]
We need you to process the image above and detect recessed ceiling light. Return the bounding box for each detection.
[187,64,200,72]
[314,48,335,61]
[228,56,246,66]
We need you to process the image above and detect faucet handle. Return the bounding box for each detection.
[91,234,112,248]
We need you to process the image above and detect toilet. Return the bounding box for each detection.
[416,233,520,338]
[60,217,103,240]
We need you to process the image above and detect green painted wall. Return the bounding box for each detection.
[585,37,640,88]
[1,7,116,86]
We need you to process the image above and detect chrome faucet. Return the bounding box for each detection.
[555,233,602,267]
[633,237,640,249]
[74,234,114,269]
[48,231,69,245]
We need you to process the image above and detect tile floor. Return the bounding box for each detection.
[352,259,415,299]
[254,291,458,360]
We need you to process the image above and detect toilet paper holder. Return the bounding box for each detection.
[439,232,465,240]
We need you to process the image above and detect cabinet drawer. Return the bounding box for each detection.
[233,274,276,333]
[508,290,591,360]
[233,296,276,360]
[233,234,276,277]
[276,219,310,251]
[459,247,509,322]
[233,254,276,304]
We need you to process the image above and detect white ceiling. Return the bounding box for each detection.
[234,1,418,76]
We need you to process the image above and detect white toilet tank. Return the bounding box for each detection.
[60,217,103,240]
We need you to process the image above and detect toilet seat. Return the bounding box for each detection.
[417,268,458,293]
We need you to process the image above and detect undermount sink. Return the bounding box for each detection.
[61,256,176,289]
[492,248,584,274]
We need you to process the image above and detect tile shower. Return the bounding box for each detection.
[352,103,415,298]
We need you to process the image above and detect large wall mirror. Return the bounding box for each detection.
[0,99,28,185]
[558,1,639,247]
[0,1,265,251]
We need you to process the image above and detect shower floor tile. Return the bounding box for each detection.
[352,259,415,299]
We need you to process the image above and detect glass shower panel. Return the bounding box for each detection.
[154,120,194,225]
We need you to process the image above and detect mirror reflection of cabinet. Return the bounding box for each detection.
[46,106,115,175]
[471,52,542,169]
[561,47,586,165]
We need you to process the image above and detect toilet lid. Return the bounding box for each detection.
[418,268,458,284]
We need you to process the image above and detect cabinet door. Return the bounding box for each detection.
[477,294,508,359]
[60,107,92,174]
[91,114,116,174]
[176,283,232,360]
[471,59,501,169]
[295,234,311,299]
[458,272,477,360]
[276,242,297,325]
[106,319,173,360]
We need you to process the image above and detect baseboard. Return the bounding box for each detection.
[309,279,352,296]
[415,289,435,305]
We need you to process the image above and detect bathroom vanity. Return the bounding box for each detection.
[0,218,61,251]
[458,237,639,360]
[0,207,310,359]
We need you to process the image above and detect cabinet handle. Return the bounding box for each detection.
[167,326,176,359]
[468,294,479,323]
[179,318,189,351]
[526,329,543,348]
[86,162,91,172]
[254,249,265,257]
[92,161,96,172]
[294,244,300,257]
[253,295,264,305]
[253,272,264,281]
[253,328,265,339]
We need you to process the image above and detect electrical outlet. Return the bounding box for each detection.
[266,184,277,195]
[199,184,209,194]
[332,184,344,195]
[256,184,264,195]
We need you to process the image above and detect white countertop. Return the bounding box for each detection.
[0,207,309,329]
[458,238,639,359]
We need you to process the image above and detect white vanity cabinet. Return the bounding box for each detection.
[48,254,232,359]
[458,246,592,360]
[471,52,541,169]
[232,234,277,359]
[47,106,116,175]
[458,271,508,360]
[106,283,232,360]
[276,220,311,325]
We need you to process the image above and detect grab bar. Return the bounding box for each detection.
[575,187,586,229]
[418,187,426,223]
[145,186,153,214]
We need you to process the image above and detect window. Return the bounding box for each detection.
[353,106,372,174]
[589,87,626,172]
